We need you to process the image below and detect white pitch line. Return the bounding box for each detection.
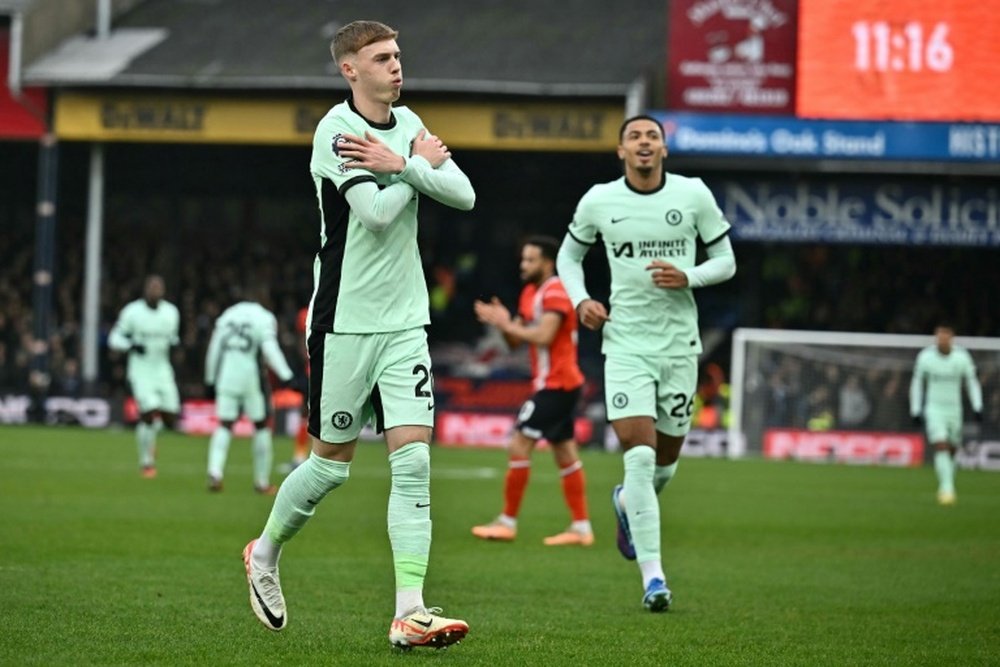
[432,467,499,480]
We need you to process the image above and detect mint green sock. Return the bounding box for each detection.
[934,451,955,495]
[653,462,678,495]
[263,453,349,545]
[623,446,660,564]
[136,422,155,467]
[207,426,232,479]
[252,427,274,488]
[388,443,432,591]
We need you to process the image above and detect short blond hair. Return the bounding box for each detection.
[331,20,398,63]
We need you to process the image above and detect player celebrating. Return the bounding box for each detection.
[909,323,983,505]
[242,20,475,650]
[108,275,181,478]
[471,236,593,547]
[556,115,736,612]
[204,289,294,494]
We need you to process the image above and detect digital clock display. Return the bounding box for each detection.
[796,1,1000,122]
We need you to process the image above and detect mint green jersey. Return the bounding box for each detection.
[909,345,983,417]
[309,98,429,334]
[108,299,180,383]
[205,301,293,394]
[567,173,731,356]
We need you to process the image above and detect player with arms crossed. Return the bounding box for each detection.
[471,236,593,547]
[108,275,180,478]
[556,115,736,612]
[909,323,983,505]
[205,288,294,494]
[242,20,475,650]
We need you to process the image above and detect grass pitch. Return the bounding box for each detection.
[1,425,998,666]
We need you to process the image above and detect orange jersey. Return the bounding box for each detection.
[296,306,310,376]
[518,277,584,392]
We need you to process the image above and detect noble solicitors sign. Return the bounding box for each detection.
[711,178,1000,246]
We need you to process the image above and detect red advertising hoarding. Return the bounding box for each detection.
[436,411,594,449]
[0,29,47,139]
[763,429,924,467]
[667,0,798,114]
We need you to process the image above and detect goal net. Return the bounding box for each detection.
[729,328,1000,467]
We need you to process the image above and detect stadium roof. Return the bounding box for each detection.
[24,0,665,96]
[0,1,31,11]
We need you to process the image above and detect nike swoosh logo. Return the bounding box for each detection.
[611,217,628,223]
[251,580,285,628]
[427,403,434,410]
[416,502,431,508]
[412,617,434,628]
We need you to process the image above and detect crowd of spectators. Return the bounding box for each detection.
[0,210,315,399]
[0,201,528,400]
[3,209,998,408]
[741,343,1000,442]
[755,244,1000,337]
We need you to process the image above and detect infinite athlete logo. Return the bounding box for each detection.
[331,411,353,430]
[665,209,683,225]
[612,393,629,409]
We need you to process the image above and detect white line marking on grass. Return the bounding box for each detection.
[433,467,499,480]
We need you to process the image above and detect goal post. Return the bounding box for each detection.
[728,328,1000,464]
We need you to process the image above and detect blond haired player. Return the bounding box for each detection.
[242,20,474,649]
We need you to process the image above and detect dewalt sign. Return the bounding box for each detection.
[55,92,623,151]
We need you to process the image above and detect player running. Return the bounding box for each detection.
[557,115,736,612]
[108,275,180,478]
[205,290,294,494]
[909,323,983,505]
[471,236,593,547]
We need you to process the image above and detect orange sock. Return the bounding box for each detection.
[294,422,309,461]
[559,460,589,521]
[502,457,531,518]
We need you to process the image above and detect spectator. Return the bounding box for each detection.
[838,374,872,429]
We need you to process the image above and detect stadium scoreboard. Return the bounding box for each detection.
[797,0,1000,122]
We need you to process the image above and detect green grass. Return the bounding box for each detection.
[1,425,998,666]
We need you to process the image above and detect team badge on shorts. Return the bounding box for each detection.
[331,411,353,430]
[612,393,629,408]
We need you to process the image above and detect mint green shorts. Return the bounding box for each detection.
[130,376,180,415]
[604,353,697,437]
[924,409,963,446]
[308,327,434,443]
[216,387,269,423]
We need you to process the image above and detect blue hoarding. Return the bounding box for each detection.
[704,177,1000,246]
[652,112,1000,162]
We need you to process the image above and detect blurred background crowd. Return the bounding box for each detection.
[4,204,998,418]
